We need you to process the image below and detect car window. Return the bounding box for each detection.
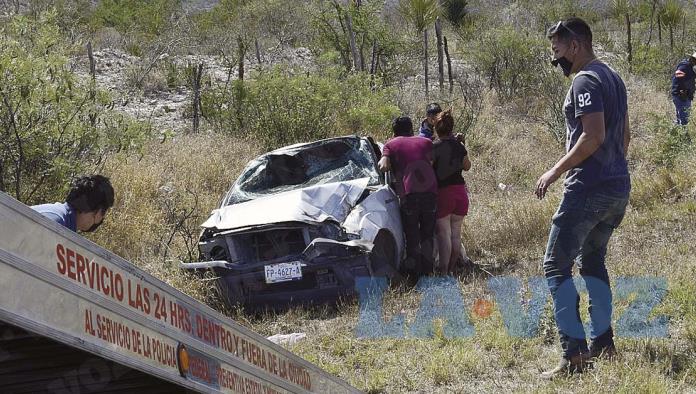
[224,138,380,205]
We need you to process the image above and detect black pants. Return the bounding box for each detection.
[400,192,437,277]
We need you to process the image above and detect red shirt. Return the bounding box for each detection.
[382,136,437,196]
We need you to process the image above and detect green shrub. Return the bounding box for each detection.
[0,13,150,204]
[91,0,180,38]
[163,60,187,89]
[124,63,169,94]
[89,0,182,54]
[472,27,549,101]
[309,0,417,84]
[202,67,399,150]
[192,0,311,57]
[647,114,694,168]
[471,27,568,142]
[531,0,602,27]
[632,44,680,85]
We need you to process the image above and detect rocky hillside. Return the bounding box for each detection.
[72,46,316,132]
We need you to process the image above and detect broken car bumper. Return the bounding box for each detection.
[182,238,373,309]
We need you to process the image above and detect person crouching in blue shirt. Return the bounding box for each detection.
[32,175,114,233]
[671,53,696,125]
[418,102,442,140]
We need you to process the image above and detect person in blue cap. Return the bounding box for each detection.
[417,102,442,140]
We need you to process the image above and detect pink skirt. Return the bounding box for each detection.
[436,184,469,219]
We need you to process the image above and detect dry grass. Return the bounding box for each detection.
[89,132,261,302]
[89,73,696,392]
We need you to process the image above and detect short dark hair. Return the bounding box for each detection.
[547,17,592,45]
[66,175,114,214]
[426,102,442,116]
[392,116,413,137]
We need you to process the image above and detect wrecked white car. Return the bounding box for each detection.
[181,136,404,309]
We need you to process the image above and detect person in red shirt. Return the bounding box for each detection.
[378,116,438,278]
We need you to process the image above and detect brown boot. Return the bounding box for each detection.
[589,344,617,360]
[540,353,592,380]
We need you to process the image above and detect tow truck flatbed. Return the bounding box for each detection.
[0,192,358,393]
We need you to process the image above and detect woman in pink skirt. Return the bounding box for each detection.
[431,110,471,275]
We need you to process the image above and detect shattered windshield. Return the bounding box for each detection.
[224,137,380,205]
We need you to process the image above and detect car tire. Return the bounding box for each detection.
[370,231,402,283]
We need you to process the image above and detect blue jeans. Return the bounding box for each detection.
[543,192,629,358]
[673,95,692,125]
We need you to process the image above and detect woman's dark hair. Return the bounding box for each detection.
[434,109,454,137]
[392,116,413,137]
[66,175,114,213]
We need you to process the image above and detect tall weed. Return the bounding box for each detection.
[202,66,399,150]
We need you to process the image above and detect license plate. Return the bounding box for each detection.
[264,261,303,284]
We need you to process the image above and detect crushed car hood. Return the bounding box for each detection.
[202,177,370,231]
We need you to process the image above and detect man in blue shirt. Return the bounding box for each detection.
[671,53,696,125]
[32,175,114,233]
[537,18,631,379]
[417,102,442,140]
